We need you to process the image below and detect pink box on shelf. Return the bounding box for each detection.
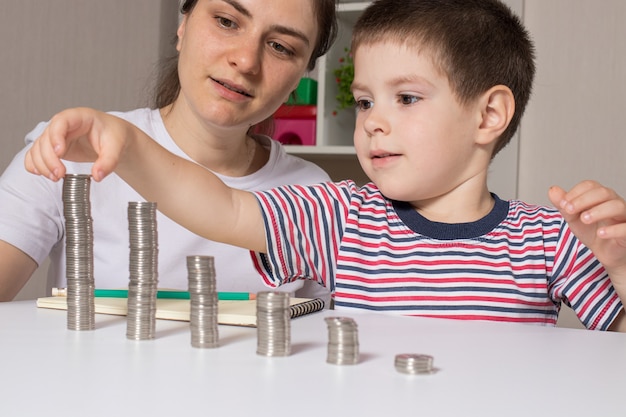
[273,105,316,146]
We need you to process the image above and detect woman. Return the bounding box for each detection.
[0,0,337,301]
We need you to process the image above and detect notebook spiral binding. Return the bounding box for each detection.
[289,298,325,319]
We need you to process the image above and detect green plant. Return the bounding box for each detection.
[332,48,355,116]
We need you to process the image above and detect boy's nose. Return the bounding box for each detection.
[362,107,390,137]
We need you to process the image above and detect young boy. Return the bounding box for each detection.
[25,0,626,331]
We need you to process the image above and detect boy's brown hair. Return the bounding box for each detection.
[352,0,535,156]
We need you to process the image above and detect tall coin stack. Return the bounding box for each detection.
[187,255,219,348]
[63,174,95,331]
[126,201,158,340]
[325,317,359,365]
[256,291,291,356]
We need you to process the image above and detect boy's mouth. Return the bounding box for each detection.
[371,151,400,159]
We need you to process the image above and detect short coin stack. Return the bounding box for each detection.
[256,291,291,356]
[394,354,434,375]
[62,174,95,331]
[187,255,219,348]
[126,201,159,340]
[324,316,359,365]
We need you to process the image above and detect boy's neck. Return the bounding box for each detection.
[414,188,495,224]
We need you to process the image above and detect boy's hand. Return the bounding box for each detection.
[549,181,626,311]
[549,181,626,270]
[24,107,129,182]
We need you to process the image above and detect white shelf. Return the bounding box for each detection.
[284,145,356,155]
[285,1,371,156]
[337,1,372,12]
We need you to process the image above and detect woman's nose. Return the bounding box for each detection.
[228,40,262,75]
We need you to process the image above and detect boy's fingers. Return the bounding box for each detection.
[549,185,594,234]
[23,149,37,175]
[551,183,626,246]
[24,108,126,183]
[600,222,626,240]
[551,181,618,217]
[561,180,596,201]
[91,159,112,182]
[44,135,69,180]
[583,198,626,227]
[26,139,55,180]
[548,185,565,207]
[563,181,617,213]
[90,132,125,182]
[548,185,574,219]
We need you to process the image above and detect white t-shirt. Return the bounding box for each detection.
[0,108,331,299]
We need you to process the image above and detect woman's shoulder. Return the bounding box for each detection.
[109,108,173,147]
[108,107,157,131]
[254,135,330,185]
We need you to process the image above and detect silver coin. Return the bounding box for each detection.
[125,201,159,341]
[394,353,435,375]
[256,291,291,356]
[187,255,219,348]
[63,175,95,331]
[325,317,359,365]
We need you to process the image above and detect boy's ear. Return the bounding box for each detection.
[475,85,515,146]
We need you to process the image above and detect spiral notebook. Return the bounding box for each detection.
[36,296,325,327]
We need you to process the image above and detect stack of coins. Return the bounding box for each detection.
[394,354,435,375]
[62,174,95,331]
[325,317,359,365]
[187,255,219,348]
[256,291,291,356]
[126,201,158,340]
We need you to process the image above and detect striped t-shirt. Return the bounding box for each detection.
[251,181,623,330]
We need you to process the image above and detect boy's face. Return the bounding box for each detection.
[352,41,489,208]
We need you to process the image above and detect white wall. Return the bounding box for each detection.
[0,1,179,172]
[1,0,179,300]
[520,0,626,204]
[520,0,626,328]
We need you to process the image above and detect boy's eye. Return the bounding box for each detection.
[356,99,373,111]
[399,95,420,105]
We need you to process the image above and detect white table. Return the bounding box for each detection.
[1,300,625,417]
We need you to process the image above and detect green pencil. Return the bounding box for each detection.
[51,287,256,301]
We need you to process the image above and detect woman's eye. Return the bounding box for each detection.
[216,16,237,29]
[356,99,373,111]
[269,41,295,57]
[399,95,420,105]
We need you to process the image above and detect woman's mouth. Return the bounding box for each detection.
[213,78,253,98]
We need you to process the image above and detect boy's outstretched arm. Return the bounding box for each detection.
[24,107,268,254]
[549,181,626,332]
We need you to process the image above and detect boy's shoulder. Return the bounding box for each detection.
[506,198,562,222]
[508,198,557,212]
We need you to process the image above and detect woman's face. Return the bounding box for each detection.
[175,0,318,130]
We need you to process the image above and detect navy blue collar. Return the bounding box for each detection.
[392,194,509,240]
